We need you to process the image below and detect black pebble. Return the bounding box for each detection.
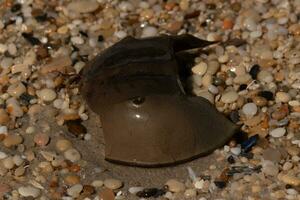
[214,181,226,189]
[79,31,88,37]
[98,35,104,42]
[136,188,166,198]
[258,90,273,100]
[227,155,235,164]
[35,14,48,22]
[239,84,247,91]
[249,64,260,80]
[229,110,240,123]
[241,134,259,153]
[22,33,41,45]
[11,4,22,12]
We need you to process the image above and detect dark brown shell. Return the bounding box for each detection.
[80,34,238,167]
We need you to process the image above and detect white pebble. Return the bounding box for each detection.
[221,91,239,103]
[230,147,241,155]
[165,179,185,193]
[128,187,144,194]
[141,26,158,38]
[218,54,229,63]
[276,92,291,103]
[37,88,57,102]
[0,152,8,160]
[257,70,273,83]
[71,36,84,45]
[242,103,258,117]
[18,186,40,198]
[194,179,204,189]
[114,31,127,39]
[208,84,219,94]
[13,155,24,166]
[67,0,99,13]
[0,126,7,135]
[269,127,286,138]
[64,148,81,162]
[104,178,123,190]
[192,62,207,76]
[67,184,83,198]
[91,180,103,187]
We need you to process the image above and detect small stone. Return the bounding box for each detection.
[13,155,24,166]
[3,135,23,148]
[0,152,7,160]
[67,0,99,13]
[71,36,84,45]
[34,133,50,146]
[129,187,144,194]
[18,186,40,198]
[37,88,56,102]
[14,166,25,176]
[262,160,279,176]
[81,185,95,196]
[192,62,208,76]
[286,146,300,156]
[194,179,205,189]
[208,84,219,94]
[64,175,81,185]
[257,70,273,83]
[249,64,260,79]
[280,175,300,186]
[2,157,14,169]
[165,179,185,193]
[218,54,229,63]
[230,147,241,155]
[99,188,115,200]
[141,26,158,38]
[242,103,258,117]
[104,178,123,190]
[67,184,83,198]
[7,82,26,98]
[136,188,165,198]
[56,139,72,152]
[282,162,293,171]
[184,189,197,198]
[262,148,282,163]
[258,91,274,100]
[221,91,239,103]
[253,96,267,106]
[269,128,286,138]
[91,180,104,187]
[64,148,81,162]
[276,92,291,103]
[65,120,87,137]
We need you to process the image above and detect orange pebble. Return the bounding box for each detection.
[223,18,234,29]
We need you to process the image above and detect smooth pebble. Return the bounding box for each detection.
[18,186,40,198]
[67,184,83,198]
[64,148,81,162]
[165,179,185,193]
[56,139,72,152]
[221,91,239,103]
[104,178,123,190]
[192,62,207,76]
[242,103,258,117]
[37,88,57,102]
[270,128,286,138]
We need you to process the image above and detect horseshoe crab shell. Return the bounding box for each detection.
[80,34,238,167]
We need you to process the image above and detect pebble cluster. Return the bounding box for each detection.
[0,0,300,199]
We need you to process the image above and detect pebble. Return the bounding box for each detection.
[221,91,239,103]
[208,84,219,94]
[184,189,197,198]
[129,187,144,194]
[280,175,300,186]
[7,82,26,98]
[269,128,286,138]
[0,183,11,197]
[18,186,40,198]
[0,152,7,160]
[3,135,23,148]
[34,133,50,146]
[99,188,115,200]
[141,26,158,38]
[91,180,104,188]
[276,92,291,103]
[262,160,279,176]
[37,88,57,102]
[64,175,81,185]
[13,155,24,166]
[257,70,273,83]
[56,139,72,152]
[282,162,293,171]
[165,179,185,193]
[192,62,207,76]
[64,148,81,162]
[67,184,83,198]
[262,148,282,163]
[104,178,123,190]
[2,157,14,169]
[67,0,99,13]
[230,147,241,155]
[242,103,258,117]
